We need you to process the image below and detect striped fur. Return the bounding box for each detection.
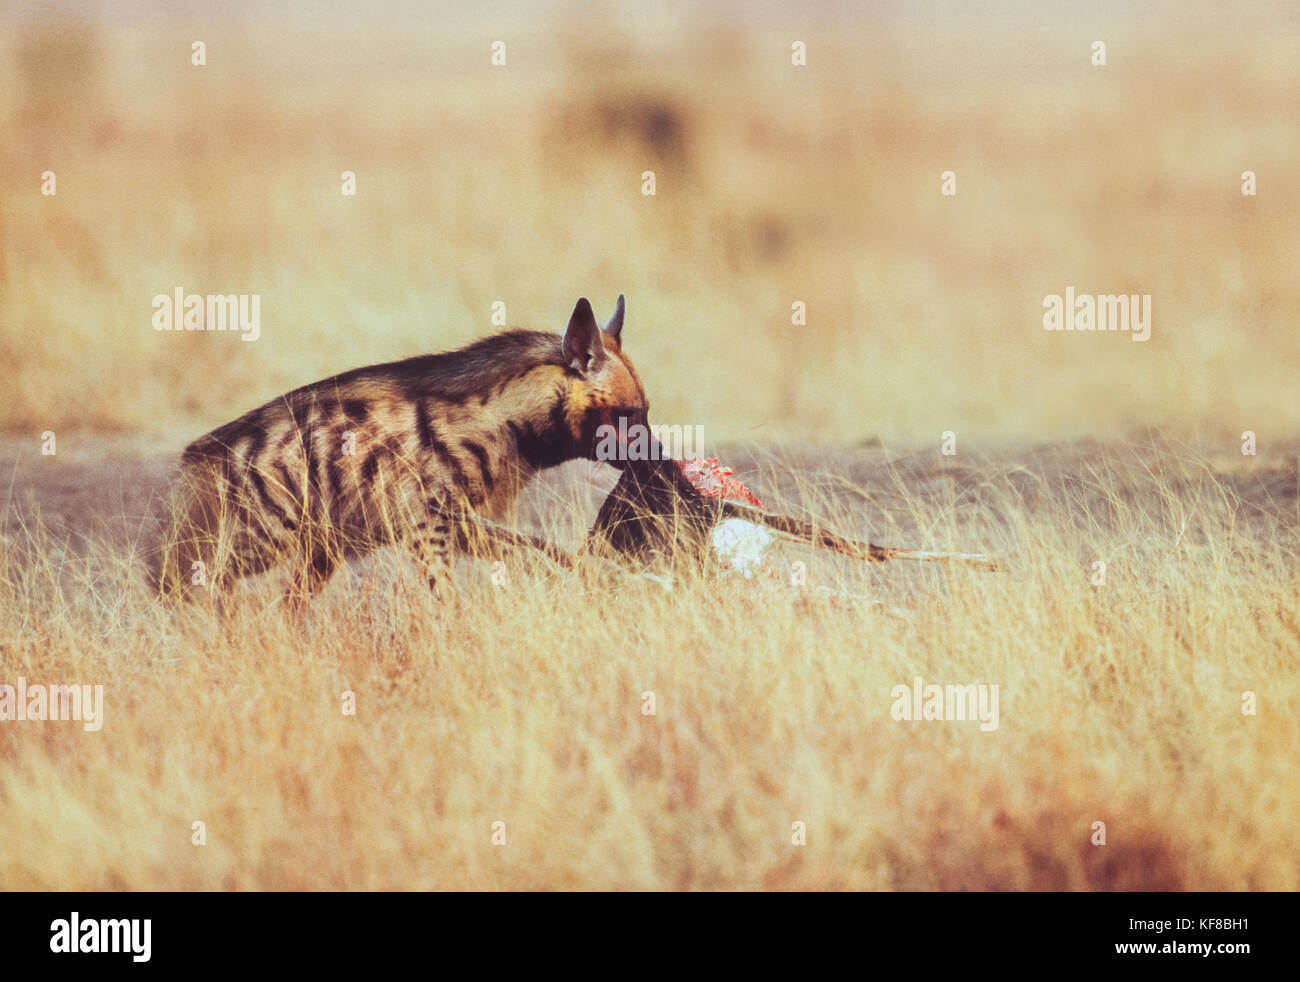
[151,295,647,603]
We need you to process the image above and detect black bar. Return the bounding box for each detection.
[0,891,1283,970]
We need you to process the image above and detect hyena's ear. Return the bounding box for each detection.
[562,297,608,376]
[604,293,626,345]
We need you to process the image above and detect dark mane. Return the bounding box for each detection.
[184,330,569,462]
[294,329,568,404]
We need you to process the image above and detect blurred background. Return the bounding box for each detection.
[3,0,1297,445]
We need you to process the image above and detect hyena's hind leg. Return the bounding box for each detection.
[150,460,288,605]
[405,516,455,602]
[284,537,340,612]
[150,463,231,603]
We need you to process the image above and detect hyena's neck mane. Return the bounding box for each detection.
[182,330,586,480]
[328,328,586,469]
[313,329,568,405]
[320,328,585,472]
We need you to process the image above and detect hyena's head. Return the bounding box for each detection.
[561,294,654,469]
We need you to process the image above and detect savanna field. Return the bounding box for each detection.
[1,1,1298,890]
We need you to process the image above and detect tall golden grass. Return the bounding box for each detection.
[1,5,1298,890]
[1,435,1298,889]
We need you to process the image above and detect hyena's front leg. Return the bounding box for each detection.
[406,517,455,601]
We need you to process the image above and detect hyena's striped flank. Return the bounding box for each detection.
[151,295,649,603]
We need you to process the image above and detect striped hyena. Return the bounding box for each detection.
[151,295,648,604]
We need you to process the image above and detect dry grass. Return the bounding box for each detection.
[1,435,1298,890]
[1,3,1299,890]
